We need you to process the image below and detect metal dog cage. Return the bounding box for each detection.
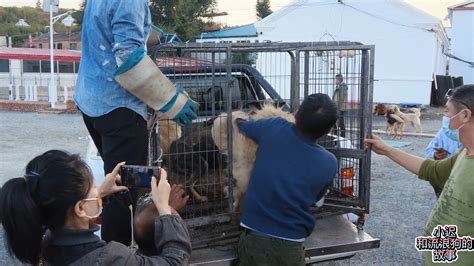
[147,42,374,246]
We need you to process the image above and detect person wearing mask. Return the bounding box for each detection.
[365,85,474,265]
[424,128,463,197]
[0,150,191,265]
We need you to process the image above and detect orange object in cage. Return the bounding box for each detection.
[341,167,355,196]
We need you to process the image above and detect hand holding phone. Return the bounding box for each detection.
[151,170,172,215]
[433,147,449,160]
[120,165,160,188]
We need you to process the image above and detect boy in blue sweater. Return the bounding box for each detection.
[236,93,339,266]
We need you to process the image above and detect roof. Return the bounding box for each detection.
[0,47,81,62]
[195,24,258,40]
[155,57,215,67]
[448,1,474,10]
[256,0,440,30]
[33,31,82,42]
[447,1,474,20]
[0,47,211,66]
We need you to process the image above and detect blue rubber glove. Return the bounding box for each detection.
[174,98,199,126]
[159,87,199,126]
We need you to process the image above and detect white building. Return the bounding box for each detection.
[0,48,80,101]
[252,0,449,105]
[447,1,474,84]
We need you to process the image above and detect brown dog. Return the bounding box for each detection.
[373,103,388,116]
[385,108,405,139]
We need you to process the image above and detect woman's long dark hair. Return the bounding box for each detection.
[0,150,93,264]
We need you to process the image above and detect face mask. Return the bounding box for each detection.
[84,207,102,219]
[81,197,103,219]
[442,111,465,142]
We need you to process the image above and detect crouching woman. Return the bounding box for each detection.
[0,150,191,265]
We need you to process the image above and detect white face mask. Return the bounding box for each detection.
[80,197,103,219]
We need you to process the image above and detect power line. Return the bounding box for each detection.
[341,2,431,32]
[445,52,474,67]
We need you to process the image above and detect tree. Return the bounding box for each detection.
[0,6,77,47]
[149,0,217,41]
[256,0,272,20]
[71,0,86,30]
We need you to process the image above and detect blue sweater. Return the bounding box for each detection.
[425,129,463,159]
[239,117,338,240]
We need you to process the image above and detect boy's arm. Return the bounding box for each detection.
[237,118,275,143]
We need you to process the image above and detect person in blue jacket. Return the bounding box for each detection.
[74,0,197,245]
[236,94,339,266]
[425,129,462,160]
[424,128,462,197]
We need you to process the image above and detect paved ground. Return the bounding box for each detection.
[0,108,446,264]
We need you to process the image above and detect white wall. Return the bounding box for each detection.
[255,1,448,104]
[0,59,77,101]
[449,7,474,84]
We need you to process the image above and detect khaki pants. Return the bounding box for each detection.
[237,231,306,266]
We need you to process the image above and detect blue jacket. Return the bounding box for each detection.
[239,118,338,240]
[74,0,151,120]
[425,129,463,159]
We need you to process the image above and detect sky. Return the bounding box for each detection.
[2,0,464,26]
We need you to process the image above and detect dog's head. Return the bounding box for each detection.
[373,103,387,116]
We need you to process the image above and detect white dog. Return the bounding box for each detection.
[211,104,295,210]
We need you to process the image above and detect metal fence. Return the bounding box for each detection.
[148,42,374,229]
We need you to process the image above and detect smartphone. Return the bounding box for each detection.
[120,165,160,188]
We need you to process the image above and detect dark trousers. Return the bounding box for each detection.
[237,230,306,266]
[337,110,346,138]
[82,107,148,245]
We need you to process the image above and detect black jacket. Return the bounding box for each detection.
[42,215,191,265]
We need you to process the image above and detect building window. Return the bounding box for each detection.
[0,60,9,72]
[57,61,74,73]
[40,61,58,72]
[38,43,42,48]
[23,60,41,73]
[69,43,77,50]
[57,43,63,49]
[220,40,232,43]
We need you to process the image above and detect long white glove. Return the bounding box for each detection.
[114,47,198,126]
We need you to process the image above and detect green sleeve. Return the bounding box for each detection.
[418,151,460,190]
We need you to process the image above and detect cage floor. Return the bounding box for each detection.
[189,221,241,250]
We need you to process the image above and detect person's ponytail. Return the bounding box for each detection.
[0,177,44,264]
